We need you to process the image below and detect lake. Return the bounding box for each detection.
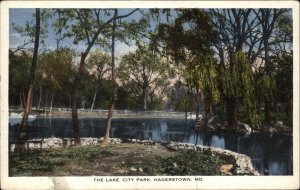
[9,117,293,175]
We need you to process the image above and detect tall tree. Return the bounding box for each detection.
[38,49,75,113]
[183,55,220,118]
[9,50,31,108]
[118,45,174,111]
[85,50,110,112]
[57,9,139,144]
[210,9,259,128]
[103,9,118,145]
[16,8,41,150]
[253,9,289,125]
[157,9,218,118]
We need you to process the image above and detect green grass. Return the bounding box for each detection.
[9,145,116,176]
[144,150,224,176]
[10,145,225,176]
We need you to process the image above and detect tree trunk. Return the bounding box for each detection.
[227,97,239,129]
[195,88,204,119]
[90,89,97,113]
[264,35,272,125]
[261,10,275,125]
[71,52,88,144]
[142,87,147,111]
[16,8,40,151]
[103,9,118,145]
[264,98,272,125]
[49,90,54,116]
[20,88,26,111]
[204,98,212,117]
[37,85,42,110]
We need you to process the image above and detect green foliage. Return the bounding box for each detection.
[115,87,137,110]
[157,9,218,115]
[9,50,32,106]
[184,55,220,113]
[158,9,217,63]
[256,75,276,102]
[86,49,110,79]
[38,48,75,91]
[273,52,292,103]
[276,13,293,42]
[273,52,293,126]
[9,145,116,176]
[79,49,112,109]
[222,51,260,127]
[79,78,114,109]
[166,80,196,112]
[117,45,174,110]
[145,150,223,175]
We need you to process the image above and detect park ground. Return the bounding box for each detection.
[10,143,230,176]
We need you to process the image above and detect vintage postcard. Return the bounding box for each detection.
[1,1,299,189]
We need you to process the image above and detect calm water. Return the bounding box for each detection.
[9,117,293,175]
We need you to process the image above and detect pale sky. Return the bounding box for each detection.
[9,8,139,57]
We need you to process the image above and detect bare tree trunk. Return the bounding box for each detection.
[264,35,272,125]
[45,91,48,114]
[16,8,40,151]
[20,88,26,110]
[71,53,87,145]
[37,86,42,110]
[49,90,54,116]
[90,89,97,113]
[103,9,118,145]
[195,88,202,119]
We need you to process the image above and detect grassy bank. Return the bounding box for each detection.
[10,143,226,176]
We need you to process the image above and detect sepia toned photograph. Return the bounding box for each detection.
[1,1,299,190]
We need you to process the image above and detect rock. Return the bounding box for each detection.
[221,164,233,173]
[48,141,55,147]
[141,140,148,145]
[138,167,143,172]
[239,122,252,134]
[178,144,184,149]
[173,163,178,168]
[130,166,137,172]
[277,121,283,125]
[115,169,126,174]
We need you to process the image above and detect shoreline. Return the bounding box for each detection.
[9,137,259,176]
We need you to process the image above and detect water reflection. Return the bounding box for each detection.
[9,117,292,175]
